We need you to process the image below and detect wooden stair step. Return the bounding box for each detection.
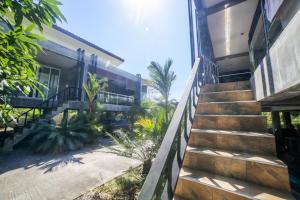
[201,81,251,93]
[193,115,267,132]
[197,101,261,115]
[189,129,276,156]
[199,90,254,102]
[173,196,186,200]
[175,168,294,200]
[183,146,290,191]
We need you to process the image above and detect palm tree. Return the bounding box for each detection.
[83,73,107,112]
[148,58,176,122]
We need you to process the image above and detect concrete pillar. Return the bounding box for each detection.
[271,111,281,133]
[283,112,292,128]
[76,49,89,102]
[62,109,69,127]
[135,74,142,105]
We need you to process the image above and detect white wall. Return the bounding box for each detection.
[254,8,300,101]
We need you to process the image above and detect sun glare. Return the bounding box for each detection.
[123,0,163,25]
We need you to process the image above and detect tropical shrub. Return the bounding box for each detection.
[69,110,104,136]
[83,73,107,113]
[25,121,92,154]
[108,113,169,175]
[148,58,176,122]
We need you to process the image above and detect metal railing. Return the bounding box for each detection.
[201,56,219,85]
[138,57,218,199]
[0,87,81,147]
[97,91,135,106]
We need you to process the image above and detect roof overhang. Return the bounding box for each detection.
[32,25,124,67]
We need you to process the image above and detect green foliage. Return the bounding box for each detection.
[108,129,156,162]
[0,0,66,30]
[83,73,107,113]
[262,112,300,129]
[128,105,147,125]
[26,121,92,154]
[0,97,15,125]
[93,167,144,200]
[147,58,176,122]
[0,0,66,125]
[69,111,104,136]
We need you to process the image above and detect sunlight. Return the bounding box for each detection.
[122,0,163,25]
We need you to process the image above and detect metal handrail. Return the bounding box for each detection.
[138,58,200,199]
[0,87,81,144]
[97,91,135,106]
[138,57,219,199]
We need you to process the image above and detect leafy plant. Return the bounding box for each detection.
[83,73,107,113]
[0,0,66,124]
[148,59,176,122]
[69,111,104,136]
[25,121,92,154]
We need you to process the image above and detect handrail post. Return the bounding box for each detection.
[68,87,71,100]
[32,108,35,120]
[4,124,7,134]
[24,113,28,126]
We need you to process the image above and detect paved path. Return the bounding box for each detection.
[0,140,141,200]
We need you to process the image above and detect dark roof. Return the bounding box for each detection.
[53,25,124,62]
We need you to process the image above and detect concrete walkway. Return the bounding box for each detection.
[0,140,141,200]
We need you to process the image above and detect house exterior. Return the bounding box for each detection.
[141,79,160,101]
[9,25,142,110]
[139,0,300,199]
[0,24,143,151]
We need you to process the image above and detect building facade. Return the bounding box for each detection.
[9,25,142,110]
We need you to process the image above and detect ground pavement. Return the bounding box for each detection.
[0,139,141,200]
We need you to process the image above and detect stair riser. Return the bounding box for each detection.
[183,152,290,192]
[189,131,276,156]
[193,115,267,132]
[197,102,261,115]
[175,178,253,200]
[199,91,254,102]
[201,81,251,93]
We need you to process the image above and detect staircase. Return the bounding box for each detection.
[13,101,76,145]
[174,81,294,200]
[0,87,81,152]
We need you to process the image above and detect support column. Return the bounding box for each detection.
[76,49,89,102]
[283,112,292,128]
[271,111,281,133]
[135,74,142,105]
[61,109,69,127]
[188,0,195,65]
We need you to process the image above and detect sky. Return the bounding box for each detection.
[58,0,191,100]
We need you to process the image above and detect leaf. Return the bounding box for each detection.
[25,24,36,33]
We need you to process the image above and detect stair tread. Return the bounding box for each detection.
[201,89,252,95]
[191,129,273,138]
[178,167,294,200]
[195,114,265,117]
[198,100,257,104]
[173,196,186,200]
[186,145,286,167]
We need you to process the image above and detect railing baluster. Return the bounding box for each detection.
[24,112,28,126]
[68,87,71,100]
[139,57,220,199]
[32,108,35,120]
[188,93,192,121]
[4,124,7,134]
